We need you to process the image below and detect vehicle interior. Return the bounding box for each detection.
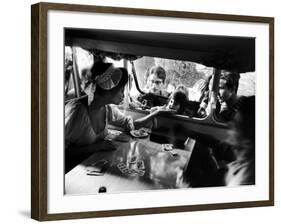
[64,28,255,188]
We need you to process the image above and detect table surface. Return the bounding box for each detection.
[65,130,195,195]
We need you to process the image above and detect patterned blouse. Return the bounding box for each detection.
[65,99,134,146]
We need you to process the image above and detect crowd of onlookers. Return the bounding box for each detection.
[131,65,242,122]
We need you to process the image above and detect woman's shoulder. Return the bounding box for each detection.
[65,97,88,118]
[66,95,87,108]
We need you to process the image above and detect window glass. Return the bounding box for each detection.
[64,47,94,100]
[64,46,75,100]
[237,72,256,96]
[74,47,94,77]
[128,56,213,102]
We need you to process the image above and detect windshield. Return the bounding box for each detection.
[128,56,214,102]
[237,72,255,96]
[64,46,256,122]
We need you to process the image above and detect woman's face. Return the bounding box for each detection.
[111,87,125,105]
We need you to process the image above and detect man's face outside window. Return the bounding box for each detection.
[218,79,233,104]
[147,74,164,95]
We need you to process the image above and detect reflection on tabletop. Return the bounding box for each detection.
[65,129,195,195]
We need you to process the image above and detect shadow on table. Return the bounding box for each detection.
[65,140,116,173]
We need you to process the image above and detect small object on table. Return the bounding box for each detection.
[130,128,149,138]
[162,144,174,151]
[86,170,105,176]
[170,151,179,157]
[137,160,145,170]
[104,130,122,141]
[128,155,138,164]
[117,163,129,174]
[86,160,108,175]
[120,167,129,174]
[98,186,107,193]
[117,162,126,169]
[140,127,152,134]
[128,169,139,176]
[137,170,145,176]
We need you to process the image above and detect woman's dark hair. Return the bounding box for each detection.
[169,90,188,115]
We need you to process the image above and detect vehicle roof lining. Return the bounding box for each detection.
[65,28,255,73]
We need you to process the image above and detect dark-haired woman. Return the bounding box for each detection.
[65,62,170,146]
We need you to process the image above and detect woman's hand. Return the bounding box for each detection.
[150,106,160,113]
[152,106,177,116]
[134,106,175,130]
[220,102,229,112]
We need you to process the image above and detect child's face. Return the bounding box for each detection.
[167,98,180,111]
[147,74,164,94]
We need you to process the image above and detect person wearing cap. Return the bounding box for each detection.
[65,62,172,146]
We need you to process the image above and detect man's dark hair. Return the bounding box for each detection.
[146,66,166,83]
[220,71,240,93]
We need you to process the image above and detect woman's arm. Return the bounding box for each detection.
[133,107,175,130]
[107,104,175,131]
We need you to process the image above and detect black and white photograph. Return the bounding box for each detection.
[29,2,274,220]
[64,28,256,195]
